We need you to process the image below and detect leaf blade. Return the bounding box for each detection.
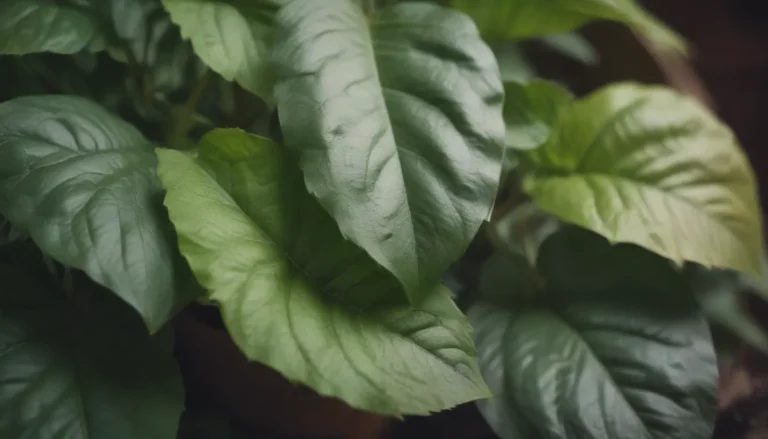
[271,0,505,301]
[522,83,763,276]
[156,130,490,416]
[0,95,194,331]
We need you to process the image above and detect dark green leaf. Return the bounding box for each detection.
[522,83,764,277]
[452,0,686,53]
[0,265,184,439]
[537,226,686,295]
[537,32,599,65]
[471,230,717,438]
[272,0,505,302]
[156,129,490,416]
[0,95,195,331]
[688,265,768,354]
[0,0,106,55]
[494,43,536,84]
[503,79,573,151]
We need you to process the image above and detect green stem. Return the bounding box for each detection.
[169,70,212,148]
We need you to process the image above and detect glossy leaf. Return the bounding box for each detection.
[0,265,184,439]
[272,0,505,302]
[163,0,283,99]
[471,227,717,439]
[0,96,194,331]
[452,0,686,53]
[156,129,490,416]
[522,83,764,276]
[503,79,573,151]
[0,0,106,55]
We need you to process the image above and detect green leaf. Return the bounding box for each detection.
[162,0,283,100]
[271,0,505,302]
[503,79,573,151]
[494,43,536,84]
[537,226,687,295]
[156,129,490,416]
[451,0,687,54]
[471,228,717,439]
[521,83,764,277]
[0,0,106,55]
[537,32,599,65]
[89,0,202,95]
[0,95,194,332]
[688,265,768,354]
[0,265,184,439]
[492,201,559,265]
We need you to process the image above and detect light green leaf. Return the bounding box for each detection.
[0,0,106,55]
[471,227,717,439]
[0,265,184,439]
[156,129,490,416]
[521,83,764,277]
[162,0,283,100]
[272,0,505,302]
[452,0,686,54]
[0,95,195,332]
[503,79,573,151]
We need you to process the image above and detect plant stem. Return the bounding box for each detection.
[169,70,212,148]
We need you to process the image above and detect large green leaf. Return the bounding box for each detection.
[470,227,718,439]
[537,32,599,65]
[271,0,505,302]
[521,83,764,276]
[0,96,194,332]
[503,79,573,151]
[156,129,490,416]
[0,265,184,439]
[0,0,106,55]
[451,0,686,53]
[162,0,283,99]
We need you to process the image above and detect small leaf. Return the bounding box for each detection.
[522,83,764,277]
[0,265,184,439]
[162,0,283,100]
[688,265,768,354]
[471,229,717,439]
[537,32,599,65]
[494,43,536,84]
[156,129,490,416]
[452,0,687,54]
[503,79,573,151]
[272,0,505,302]
[0,95,195,331]
[0,0,106,55]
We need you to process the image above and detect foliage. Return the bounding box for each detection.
[0,0,763,438]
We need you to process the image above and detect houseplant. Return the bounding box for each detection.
[0,1,764,438]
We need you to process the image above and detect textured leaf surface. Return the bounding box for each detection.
[156,129,489,416]
[452,0,686,53]
[470,227,717,439]
[271,0,505,302]
[0,265,184,439]
[0,96,193,331]
[503,79,573,151]
[0,0,106,55]
[522,83,764,276]
[163,0,283,99]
